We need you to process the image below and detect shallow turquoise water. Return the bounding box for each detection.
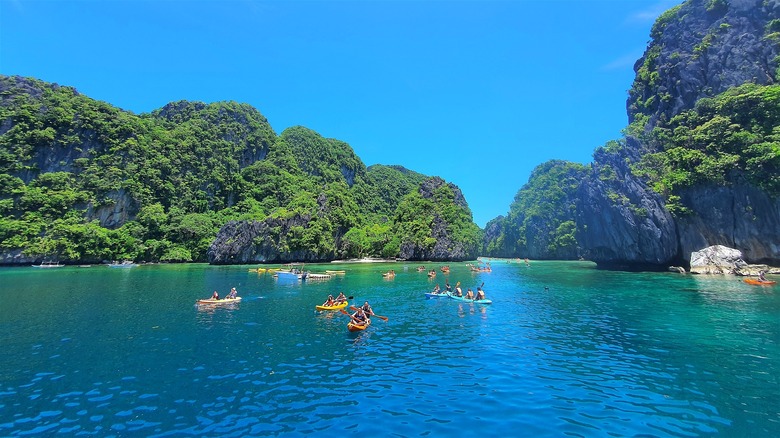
[0,261,778,436]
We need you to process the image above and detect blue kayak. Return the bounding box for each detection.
[445,292,492,304]
[425,292,448,299]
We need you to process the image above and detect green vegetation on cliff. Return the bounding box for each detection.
[483,160,587,259]
[0,75,479,263]
[634,83,780,212]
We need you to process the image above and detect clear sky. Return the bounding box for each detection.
[0,0,680,227]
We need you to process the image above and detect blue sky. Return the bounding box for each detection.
[1,0,679,227]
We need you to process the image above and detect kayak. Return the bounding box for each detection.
[196,297,242,304]
[744,278,776,285]
[445,292,492,304]
[348,319,370,332]
[316,301,349,311]
[425,292,447,299]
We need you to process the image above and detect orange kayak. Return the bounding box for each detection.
[743,278,776,285]
[348,319,370,332]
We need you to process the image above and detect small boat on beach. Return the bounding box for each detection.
[108,261,137,268]
[33,261,64,268]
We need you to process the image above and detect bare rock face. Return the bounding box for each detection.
[575,0,780,269]
[689,245,747,274]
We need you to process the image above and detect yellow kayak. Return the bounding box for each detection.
[196,297,242,304]
[315,301,348,311]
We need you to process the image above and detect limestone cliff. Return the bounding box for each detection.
[576,0,780,268]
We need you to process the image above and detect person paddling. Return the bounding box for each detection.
[322,294,336,307]
[475,286,486,301]
[759,270,768,282]
[350,308,370,326]
[360,301,375,318]
[211,290,220,300]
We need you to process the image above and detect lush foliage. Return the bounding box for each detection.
[484,160,587,259]
[634,83,780,204]
[0,75,479,263]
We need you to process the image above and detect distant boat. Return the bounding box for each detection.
[274,263,306,279]
[108,261,138,268]
[32,261,64,268]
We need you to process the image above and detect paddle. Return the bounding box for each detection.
[349,305,388,322]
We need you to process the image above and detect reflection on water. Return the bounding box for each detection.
[0,261,778,436]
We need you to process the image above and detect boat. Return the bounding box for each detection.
[108,261,137,268]
[315,301,349,311]
[325,270,346,275]
[275,263,306,279]
[743,278,776,285]
[445,292,492,304]
[348,319,370,332]
[306,273,332,280]
[425,292,447,299]
[196,297,242,305]
[33,261,64,268]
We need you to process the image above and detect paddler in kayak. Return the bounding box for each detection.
[350,308,370,325]
[444,282,452,293]
[334,292,347,303]
[454,283,463,297]
[431,284,441,295]
[227,288,238,299]
[759,270,768,282]
[211,290,220,300]
[322,295,336,307]
[465,288,475,300]
[360,301,375,317]
[476,286,486,301]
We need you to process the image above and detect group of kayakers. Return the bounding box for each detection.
[318,293,379,329]
[429,281,487,301]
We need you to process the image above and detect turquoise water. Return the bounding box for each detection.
[0,261,778,436]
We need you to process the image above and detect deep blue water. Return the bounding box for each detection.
[0,261,778,437]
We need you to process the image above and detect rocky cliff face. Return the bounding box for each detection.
[628,0,780,128]
[396,177,480,261]
[576,0,780,268]
[575,139,680,267]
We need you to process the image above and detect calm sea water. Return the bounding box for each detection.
[0,261,778,437]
